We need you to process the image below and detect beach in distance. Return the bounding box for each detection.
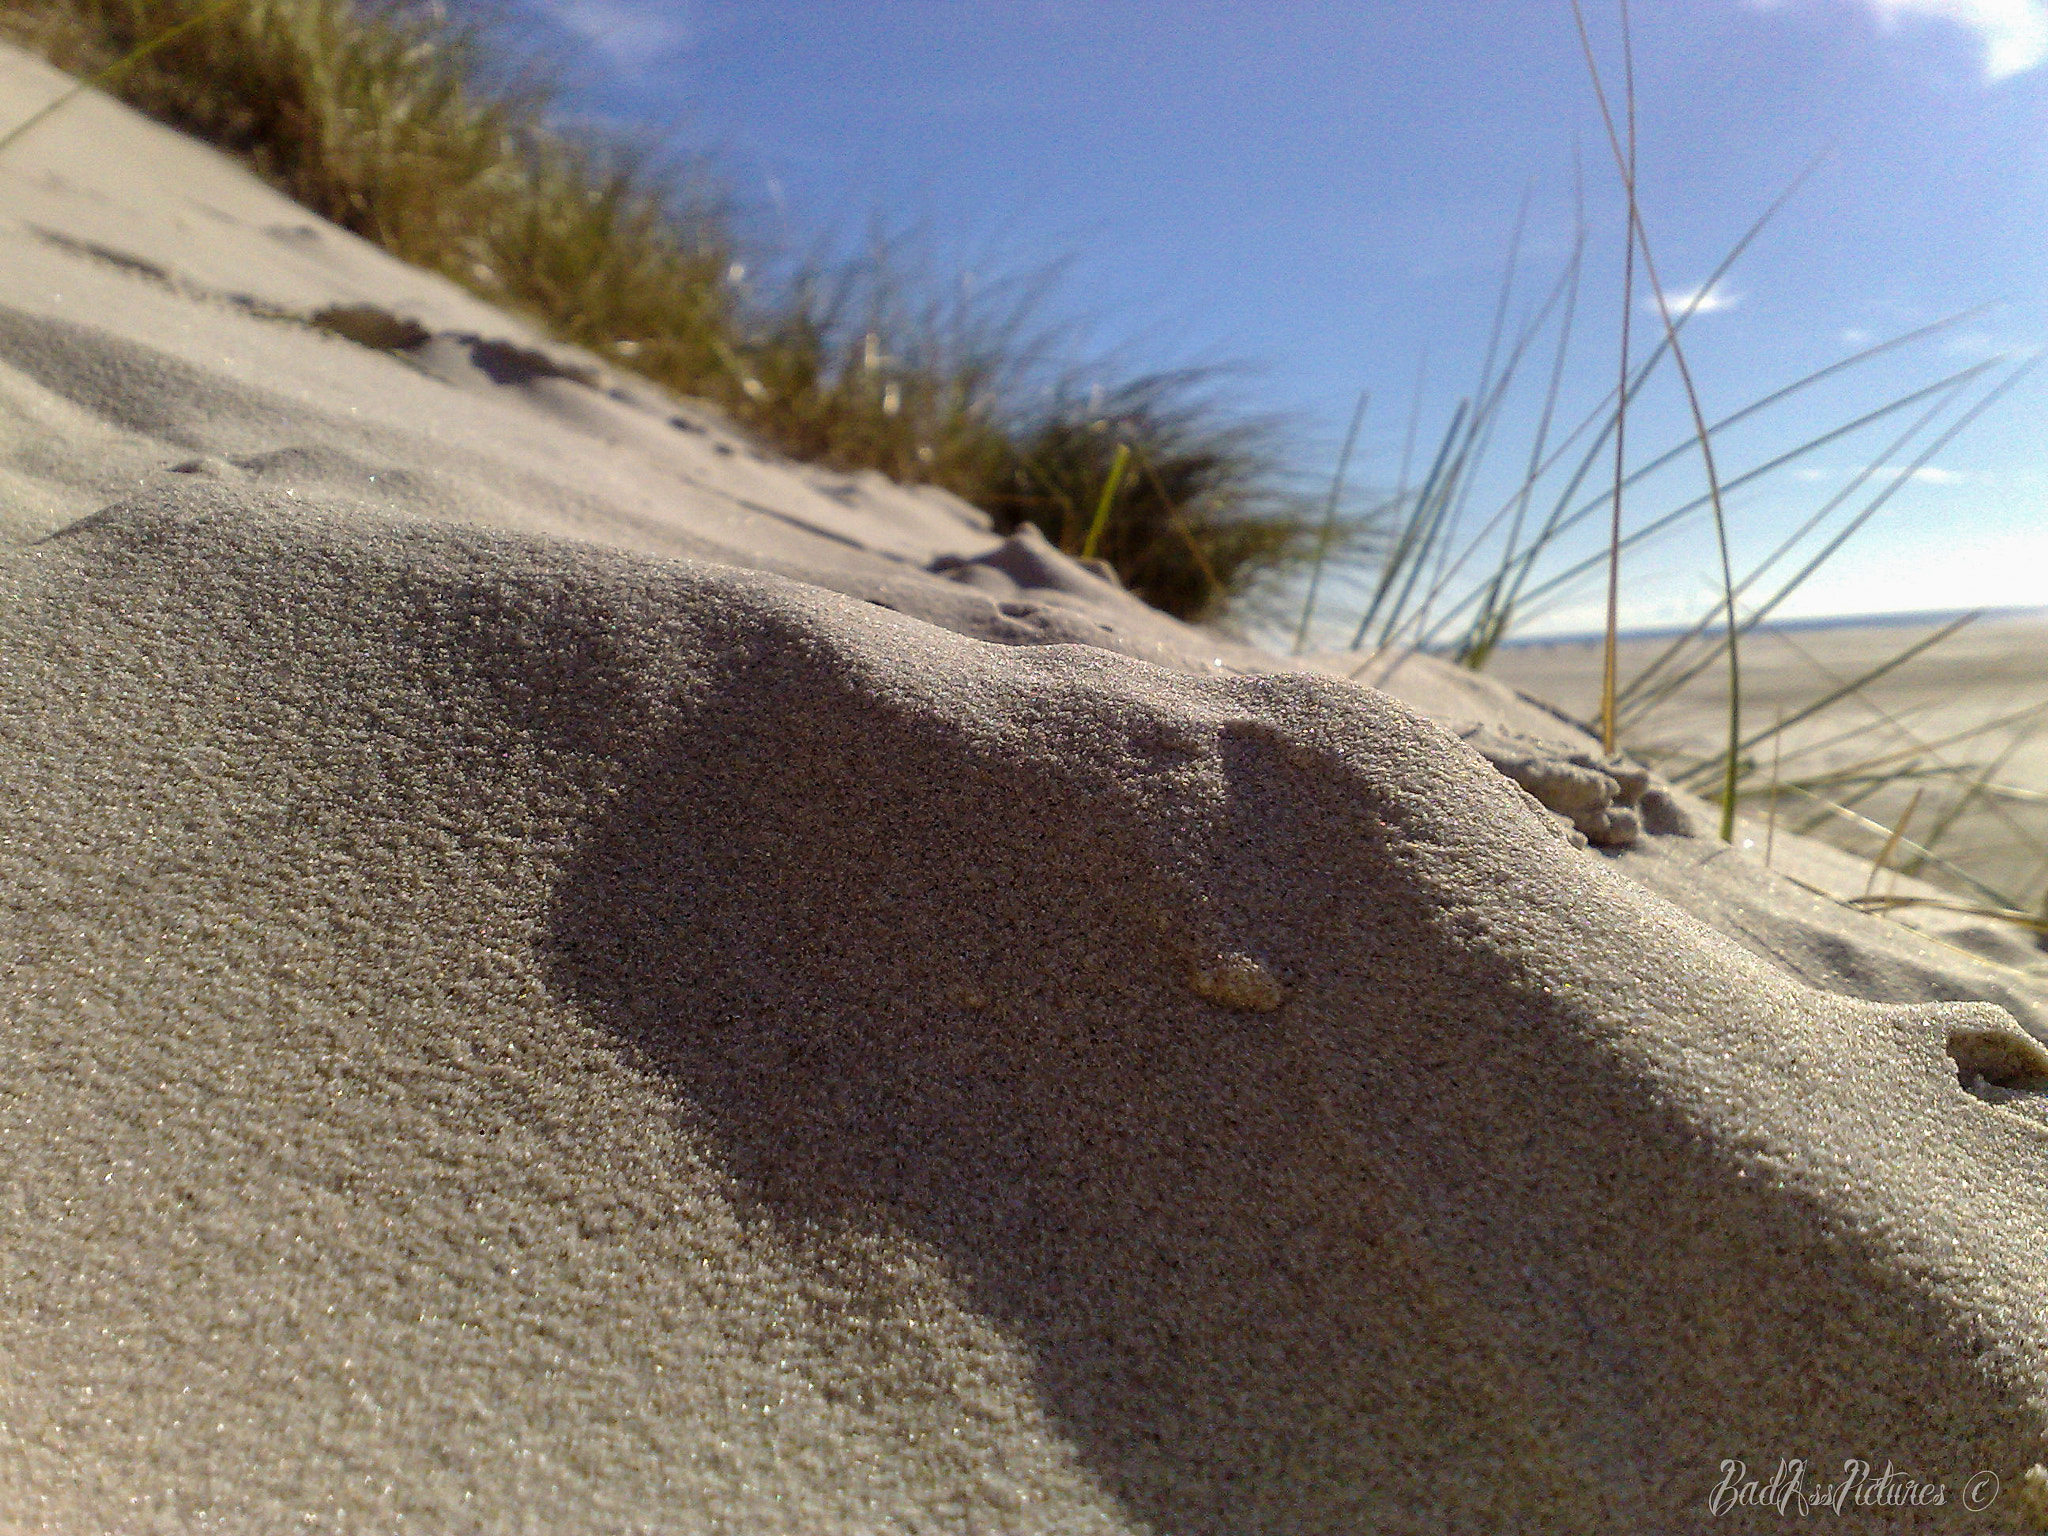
[1489,608,2048,915]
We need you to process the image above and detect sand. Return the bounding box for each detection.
[5,40,2048,1533]
[1489,614,2048,913]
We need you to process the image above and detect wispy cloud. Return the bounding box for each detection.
[1793,462,1972,483]
[534,0,692,68]
[1859,0,2048,82]
[1881,462,1973,483]
[1648,281,1742,317]
[1940,329,2005,357]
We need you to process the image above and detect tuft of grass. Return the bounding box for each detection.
[1316,0,2047,937]
[984,372,1357,621]
[0,0,1369,620]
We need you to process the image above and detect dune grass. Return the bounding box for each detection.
[0,0,1368,621]
[1570,0,1741,838]
[1324,1,2048,939]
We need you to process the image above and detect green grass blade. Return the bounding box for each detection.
[1463,202,1589,667]
[1349,399,1469,649]
[1079,441,1131,562]
[1614,369,1975,721]
[0,0,242,158]
[1426,295,1999,654]
[1575,0,1740,832]
[1292,390,1369,654]
[1493,359,2001,628]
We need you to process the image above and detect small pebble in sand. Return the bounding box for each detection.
[1188,952,1285,1013]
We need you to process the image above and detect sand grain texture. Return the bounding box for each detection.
[4,41,2048,1534]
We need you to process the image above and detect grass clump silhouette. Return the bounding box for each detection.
[0,0,1356,621]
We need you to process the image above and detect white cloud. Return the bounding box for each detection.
[1860,0,2048,82]
[1648,281,1742,317]
[1791,462,1969,484]
[535,0,692,68]
[1879,462,1972,482]
[1940,329,2004,356]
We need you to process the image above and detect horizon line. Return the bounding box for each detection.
[1500,602,2048,647]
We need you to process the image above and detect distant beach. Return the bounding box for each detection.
[1491,608,2048,912]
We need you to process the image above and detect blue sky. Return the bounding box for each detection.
[512,0,2048,638]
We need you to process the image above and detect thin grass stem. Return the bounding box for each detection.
[1616,355,2034,724]
[1349,399,1469,649]
[1292,390,1369,654]
[1080,441,1131,562]
[1864,786,1923,898]
[0,0,241,156]
[1672,611,1981,789]
[1575,0,1741,837]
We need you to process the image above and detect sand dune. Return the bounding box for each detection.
[5,41,2048,1533]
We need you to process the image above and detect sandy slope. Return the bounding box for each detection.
[5,41,2048,1534]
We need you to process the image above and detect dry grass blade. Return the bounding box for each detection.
[1773,785,2022,910]
[1720,631,2048,910]
[1767,707,1783,868]
[0,0,234,154]
[1844,895,2048,936]
[1903,713,2048,879]
[1864,786,1923,899]
[1574,0,1741,838]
